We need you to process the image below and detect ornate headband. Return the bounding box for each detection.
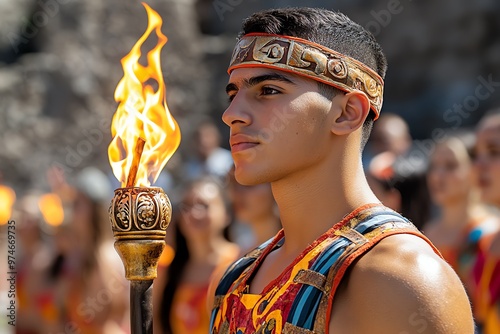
[228,33,384,119]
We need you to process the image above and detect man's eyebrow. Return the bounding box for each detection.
[225,73,297,94]
[246,73,297,87]
[226,83,238,94]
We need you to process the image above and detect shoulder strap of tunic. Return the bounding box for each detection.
[283,207,440,334]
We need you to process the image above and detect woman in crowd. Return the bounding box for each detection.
[58,167,129,334]
[15,167,129,334]
[227,167,281,253]
[157,177,239,334]
[14,192,60,334]
[424,132,498,302]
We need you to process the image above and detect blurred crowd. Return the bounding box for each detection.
[366,109,500,334]
[1,109,500,334]
[1,0,500,333]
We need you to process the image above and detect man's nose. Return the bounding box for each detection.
[222,91,251,127]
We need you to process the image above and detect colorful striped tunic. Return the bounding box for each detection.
[210,204,440,334]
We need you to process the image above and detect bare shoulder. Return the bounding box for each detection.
[330,233,474,334]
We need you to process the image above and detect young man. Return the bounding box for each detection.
[208,7,474,333]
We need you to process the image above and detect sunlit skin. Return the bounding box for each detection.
[208,67,475,333]
[224,69,336,187]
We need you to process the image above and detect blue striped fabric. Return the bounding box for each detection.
[286,210,410,330]
[209,206,413,333]
[211,236,281,329]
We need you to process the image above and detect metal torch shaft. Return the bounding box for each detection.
[130,280,154,334]
[110,187,171,334]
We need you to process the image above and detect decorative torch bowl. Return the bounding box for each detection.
[109,187,171,280]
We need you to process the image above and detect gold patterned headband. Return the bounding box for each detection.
[228,33,384,119]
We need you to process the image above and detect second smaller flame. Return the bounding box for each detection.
[0,185,15,225]
[38,193,64,227]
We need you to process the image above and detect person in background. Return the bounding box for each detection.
[367,150,431,230]
[183,120,233,182]
[14,192,60,334]
[366,152,401,212]
[57,167,129,334]
[363,112,412,167]
[227,166,281,253]
[423,133,498,310]
[471,110,500,334]
[156,177,239,334]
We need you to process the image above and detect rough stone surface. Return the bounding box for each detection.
[1,0,499,194]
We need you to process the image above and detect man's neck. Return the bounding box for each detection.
[271,150,379,255]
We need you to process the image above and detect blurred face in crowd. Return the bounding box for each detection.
[196,123,221,159]
[474,115,500,207]
[368,114,411,156]
[179,181,228,239]
[367,152,401,211]
[16,195,42,248]
[427,138,472,206]
[230,180,275,225]
[71,191,95,245]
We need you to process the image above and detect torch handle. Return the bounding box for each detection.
[130,280,154,334]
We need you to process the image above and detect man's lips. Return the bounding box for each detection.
[230,134,259,153]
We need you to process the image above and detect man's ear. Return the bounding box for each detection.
[331,91,370,135]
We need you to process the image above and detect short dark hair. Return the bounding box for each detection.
[239,7,387,149]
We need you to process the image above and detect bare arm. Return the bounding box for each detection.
[330,234,475,334]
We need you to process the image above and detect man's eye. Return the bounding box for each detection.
[261,87,280,95]
[227,93,236,103]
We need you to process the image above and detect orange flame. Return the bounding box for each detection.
[0,185,16,225]
[108,3,181,187]
[38,193,64,227]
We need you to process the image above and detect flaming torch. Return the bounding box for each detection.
[107,3,181,333]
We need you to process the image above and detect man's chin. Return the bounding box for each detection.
[234,174,259,186]
[234,168,265,186]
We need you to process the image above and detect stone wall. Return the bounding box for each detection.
[1,0,499,193]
